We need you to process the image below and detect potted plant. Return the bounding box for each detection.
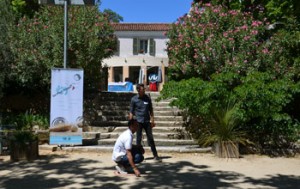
[201,101,249,158]
[9,111,40,161]
[10,130,39,161]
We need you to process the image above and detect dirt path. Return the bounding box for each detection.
[0,149,299,189]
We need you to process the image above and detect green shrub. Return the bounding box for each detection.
[2,110,49,131]
[160,71,300,150]
[162,1,300,153]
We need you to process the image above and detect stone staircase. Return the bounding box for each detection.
[83,92,199,150]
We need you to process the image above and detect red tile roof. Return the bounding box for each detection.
[111,23,170,31]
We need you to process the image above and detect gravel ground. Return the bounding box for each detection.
[0,148,299,189]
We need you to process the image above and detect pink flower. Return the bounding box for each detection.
[251,30,258,35]
[251,21,262,27]
[243,36,251,40]
[229,10,238,16]
[241,25,248,30]
[233,28,241,33]
[262,48,269,54]
[213,8,220,13]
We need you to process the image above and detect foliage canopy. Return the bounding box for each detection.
[161,1,300,151]
[7,5,117,92]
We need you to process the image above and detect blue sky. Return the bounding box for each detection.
[99,0,192,23]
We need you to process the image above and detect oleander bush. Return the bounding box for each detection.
[160,1,300,153]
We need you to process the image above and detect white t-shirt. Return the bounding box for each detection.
[112,129,133,162]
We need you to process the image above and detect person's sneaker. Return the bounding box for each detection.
[154,156,162,162]
[115,165,128,174]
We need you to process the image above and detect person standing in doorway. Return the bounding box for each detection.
[129,83,161,162]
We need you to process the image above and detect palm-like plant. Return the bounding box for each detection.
[201,100,249,158]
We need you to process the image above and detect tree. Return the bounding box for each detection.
[167,2,271,81]
[103,8,123,23]
[193,0,300,22]
[8,5,117,93]
[0,0,15,100]
[11,0,40,18]
[161,1,300,152]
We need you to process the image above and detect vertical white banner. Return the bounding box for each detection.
[50,68,84,145]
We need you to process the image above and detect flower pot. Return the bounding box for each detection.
[214,141,239,158]
[10,139,39,161]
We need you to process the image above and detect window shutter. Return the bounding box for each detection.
[133,38,138,55]
[114,40,120,56]
[149,38,155,56]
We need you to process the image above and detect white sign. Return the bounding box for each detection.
[148,74,158,83]
[50,68,84,145]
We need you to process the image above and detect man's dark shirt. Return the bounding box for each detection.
[130,94,153,123]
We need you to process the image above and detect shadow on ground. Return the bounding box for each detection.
[0,154,299,189]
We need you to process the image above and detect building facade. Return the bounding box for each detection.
[103,23,170,92]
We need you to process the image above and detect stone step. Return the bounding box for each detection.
[40,144,212,153]
[90,120,184,127]
[154,111,182,116]
[153,102,177,107]
[98,105,130,110]
[91,92,169,101]
[154,120,184,126]
[96,102,175,110]
[96,99,171,103]
[98,101,131,106]
[100,110,129,116]
[83,131,191,140]
[97,105,178,110]
[88,126,186,133]
[100,110,181,116]
[97,138,197,146]
[153,107,180,111]
[83,92,192,148]
[155,116,184,121]
[94,115,183,122]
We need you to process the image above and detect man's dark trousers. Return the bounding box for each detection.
[136,122,158,157]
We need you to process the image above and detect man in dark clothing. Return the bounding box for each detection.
[129,84,161,162]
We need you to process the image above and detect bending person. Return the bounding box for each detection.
[112,119,144,176]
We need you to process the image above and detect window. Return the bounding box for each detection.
[113,67,123,82]
[139,39,148,54]
[133,38,155,56]
[129,66,140,84]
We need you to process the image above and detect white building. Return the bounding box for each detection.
[103,23,170,92]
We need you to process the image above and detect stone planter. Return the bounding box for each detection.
[10,139,39,161]
[214,141,239,158]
